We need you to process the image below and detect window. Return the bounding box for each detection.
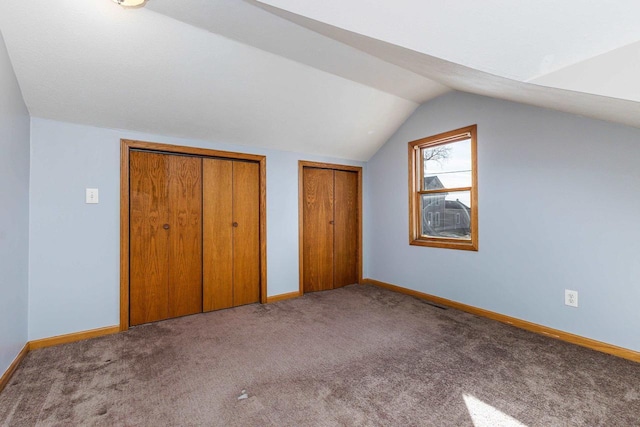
[408,125,478,250]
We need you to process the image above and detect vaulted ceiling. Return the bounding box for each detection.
[1,1,639,161]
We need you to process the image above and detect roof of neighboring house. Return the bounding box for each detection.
[445,200,470,211]
[424,176,445,190]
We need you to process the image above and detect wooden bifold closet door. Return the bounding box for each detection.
[129,151,260,326]
[302,167,358,293]
[129,151,203,326]
[202,158,260,311]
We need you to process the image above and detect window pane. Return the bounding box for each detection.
[422,139,471,189]
[421,191,471,239]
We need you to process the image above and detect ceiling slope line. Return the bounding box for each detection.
[255,2,640,130]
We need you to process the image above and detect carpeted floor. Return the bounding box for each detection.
[1,284,639,426]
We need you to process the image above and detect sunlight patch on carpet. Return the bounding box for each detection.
[463,394,527,427]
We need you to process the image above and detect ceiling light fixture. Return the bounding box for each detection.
[113,0,147,7]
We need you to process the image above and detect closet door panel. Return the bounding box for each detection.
[203,158,234,311]
[167,155,203,318]
[302,168,334,292]
[129,151,170,326]
[233,161,260,306]
[334,170,358,288]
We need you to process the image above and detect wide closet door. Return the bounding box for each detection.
[203,159,260,311]
[302,167,358,293]
[129,151,203,326]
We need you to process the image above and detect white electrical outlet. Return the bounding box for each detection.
[565,289,578,308]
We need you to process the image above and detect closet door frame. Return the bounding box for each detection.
[298,161,363,296]
[120,139,267,331]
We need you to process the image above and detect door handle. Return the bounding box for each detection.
[232,222,239,227]
[329,221,334,225]
[163,224,170,230]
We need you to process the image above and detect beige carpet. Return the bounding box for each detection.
[1,285,639,426]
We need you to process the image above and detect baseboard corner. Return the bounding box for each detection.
[266,291,301,303]
[0,342,30,394]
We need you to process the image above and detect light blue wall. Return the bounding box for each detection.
[28,118,364,340]
[366,91,640,352]
[0,31,30,375]
[23,87,640,353]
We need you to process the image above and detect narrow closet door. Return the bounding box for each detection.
[130,151,170,326]
[302,167,335,292]
[333,170,358,288]
[233,161,260,306]
[167,155,203,318]
[203,158,234,311]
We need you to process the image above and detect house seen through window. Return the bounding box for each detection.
[408,125,478,251]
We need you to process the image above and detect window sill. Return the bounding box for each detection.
[409,238,478,251]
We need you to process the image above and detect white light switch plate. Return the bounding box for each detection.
[86,188,99,204]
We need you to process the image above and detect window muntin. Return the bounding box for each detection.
[409,125,478,251]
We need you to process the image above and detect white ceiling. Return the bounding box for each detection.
[256,4,640,130]
[1,0,639,160]
[531,41,640,102]
[0,0,434,161]
[145,0,447,104]
[255,0,640,82]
